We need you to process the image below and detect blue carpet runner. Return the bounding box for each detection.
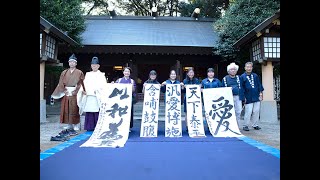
[41,121,280,180]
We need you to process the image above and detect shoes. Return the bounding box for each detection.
[243,126,249,131]
[68,129,78,136]
[50,135,68,141]
[59,129,70,137]
[253,126,261,130]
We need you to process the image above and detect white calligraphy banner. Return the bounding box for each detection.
[80,83,132,148]
[185,85,206,137]
[202,87,243,137]
[140,84,161,137]
[164,84,182,137]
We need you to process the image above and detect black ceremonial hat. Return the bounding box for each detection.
[91,56,99,64]
[68,53,77,62]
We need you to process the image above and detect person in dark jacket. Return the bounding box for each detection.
[240,62,264,131]
[181,67,200,132]
[201,67,222,90]
[221,62,244,128]
[160,70,183,103]
[142,70,160,94]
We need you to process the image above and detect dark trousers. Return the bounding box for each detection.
[130,103,133,128]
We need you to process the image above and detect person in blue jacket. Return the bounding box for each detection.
[201,67,222,90]
[200,67,222,131]
[161,70,183,103]
[221,62,244,128]
[240,62,264,131]
[181,67,200,132]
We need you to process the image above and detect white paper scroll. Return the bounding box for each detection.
[164,84,182,137]
[140,84,161,137]
[202,87,243,137]
[80,83,133,148]
[185,85,206,137]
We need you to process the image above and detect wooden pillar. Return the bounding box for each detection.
[176,60,181,81]
[261,61,274,101]
[40,62,45,100]
[131,63,138,82]
[40,62,46,122]
[170,64,176,76]
[260,61,278,123]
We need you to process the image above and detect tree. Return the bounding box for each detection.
[179,0,229,19]
[82,0,109,15]
[82,0,230,17]
[213,0,280,62]
[40,0,86,45]
[114,0,182,16]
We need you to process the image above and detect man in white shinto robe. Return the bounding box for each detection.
[77,56,108,131]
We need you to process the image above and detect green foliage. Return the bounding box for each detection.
[213,0,280,62]
[45,65,66,78]
[40,0,86,45]
[114,0,223,17]
[115,0,165,16]
[82,0,109,15]
[85,0,228,18]
[273,62,280,77]
[179,0,226,19]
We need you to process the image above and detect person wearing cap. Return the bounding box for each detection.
[201,67,222,90]
[221,62,244,128]
[142,70,160,94]
[112,67,136,132]
[77,56,108,131]
[240,62,264,131]
[51,53,85,135]
[181,67,201,132]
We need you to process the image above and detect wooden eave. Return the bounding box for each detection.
[40,16,78,46]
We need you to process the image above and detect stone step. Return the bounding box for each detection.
[134,108,203,112]
[133,101,206,121]
[133,115,207,121]
[133,111,206,117]
[133,110,206,115]
[133,109,173,114]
